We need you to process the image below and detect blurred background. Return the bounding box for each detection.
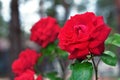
[0,0,120,80]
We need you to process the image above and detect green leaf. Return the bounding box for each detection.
[37,56,44,64]
[55,47,68,59]
[69,62,93,80]
[40,43,56,55]
[105,33,120,47]
[101,51,117,66]
[34,64,41,74]
[105,35,114,45]
[111,33,120,47]
[45,72,62,80]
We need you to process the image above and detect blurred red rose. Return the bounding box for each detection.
[36,75,43,80]
[12,58,27,75]
[30,16,61,48]
[19,49,41,67]
[14,69,35,80]
[58,12,111,59]
[12,49,41,75]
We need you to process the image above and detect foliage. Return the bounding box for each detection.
[45,72,62,80]
[101,51,117,66]
[0,2,8,37]
[97,0,114,8]
[70,62,93,80]
[96,0,116,29]
[0,16,8,37]
[106,33,120,47]
[77,0,89,12]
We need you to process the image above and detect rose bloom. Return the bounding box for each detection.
[12,58,28,75]
[12,49,41,75]
[30,16,61,48]
[14,70,35,80]
[36,75,43,80]
[19,49,41,67]
[14,69,42,80]
[58,12,111,59]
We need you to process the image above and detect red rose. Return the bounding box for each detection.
[12,58,27,75]
[19,49,41,67]
[30,16,61,48]
[58,12,111,59]
[12,49,41,75]
[14,69,35,80]
[36,75,43,80]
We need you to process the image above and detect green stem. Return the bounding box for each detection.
[91,55,98,80]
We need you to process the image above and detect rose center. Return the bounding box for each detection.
[74,25,86,35]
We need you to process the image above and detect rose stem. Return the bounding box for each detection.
[91,55,98,80]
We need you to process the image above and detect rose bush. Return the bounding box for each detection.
[30,16,61,48]
[11,12,119,80]
[58,12,111,59]
[12,16,62,80]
